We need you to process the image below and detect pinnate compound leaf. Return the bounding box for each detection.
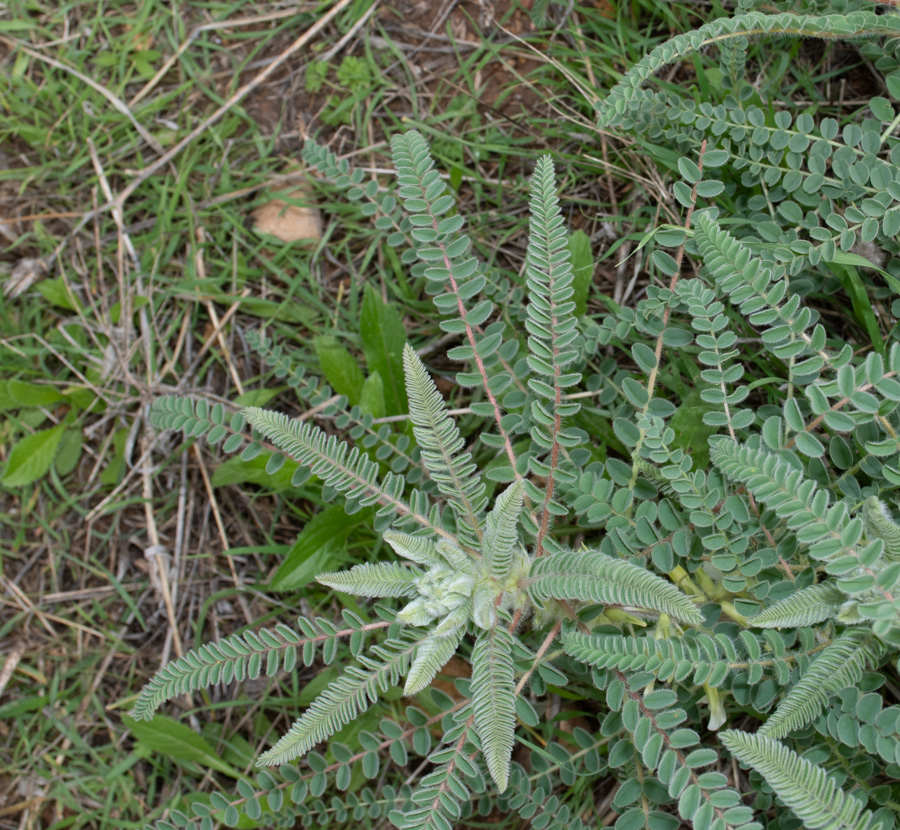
[596,11,900,128]
[721,730,879,830]
[242,407,433,534]
[383,531,445,568]
[405,626,465,695]
[133,624,307,720]
[760,632,884,739]
[524,155,582,512]
[317,561,422,598]
[403,344,486,546]
[257,631,421,765]
[471,627,516,792]
[863,496,900,562]
[747,582,847,629]
[528,550,701,623]
[395,733,472,830]
[483,480,525,579]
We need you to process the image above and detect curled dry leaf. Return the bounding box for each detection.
[4,258,46,298]
[250,175,322,245]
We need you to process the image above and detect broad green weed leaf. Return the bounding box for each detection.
[6,380,65,408]
[0,19,39,30]
[238,297,316,326]
[359,370,385,417]
[567,230,593,316]
[271,505,371,590]
[35,277,82,311]
[2,423,65,487]
[201,722,258,770]
[827,263,884,356]
[233,388,282,407]
[55,429,83,476]
[212,452,301,491]
[110,295,150,325]
[827,249,900,293]
[360,284,407,415]
[315,335,365,404]
[123,715,241,778]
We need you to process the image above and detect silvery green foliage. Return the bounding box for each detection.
[720,731,881,830]
[134,7,900,825]
[137,139,702,830]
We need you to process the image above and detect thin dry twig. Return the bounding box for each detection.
[127,4,320,106]
[192,444,254,625]
[0,640,26,699]
[174,286,253,384]
[192,226,245,396]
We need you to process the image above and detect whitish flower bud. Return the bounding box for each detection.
[704,683,728,731]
